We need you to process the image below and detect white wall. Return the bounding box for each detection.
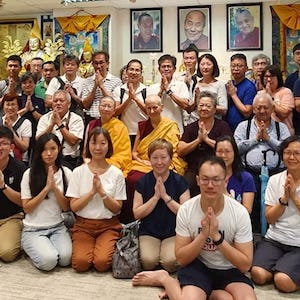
[53,2,275,82]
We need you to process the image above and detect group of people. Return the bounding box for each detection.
[0,41,299,299]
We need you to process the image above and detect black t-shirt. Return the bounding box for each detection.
[0,156,27,219]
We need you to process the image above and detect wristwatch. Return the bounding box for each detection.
[166,89,173,96]
[0,184,7,191]
[56,124,65,130]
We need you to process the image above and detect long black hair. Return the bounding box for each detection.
[29,133,65,197]
[215,135,243,181]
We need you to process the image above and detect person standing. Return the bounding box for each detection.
[82,51,122,125]
[148,54,189,135]
[226,53,256,131]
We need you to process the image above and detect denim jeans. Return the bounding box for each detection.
[21,223,72,271]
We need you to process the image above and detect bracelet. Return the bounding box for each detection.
[165,196,173,204]
[30,107,36,113]
[213,231,224,246]
[278,197,288,206]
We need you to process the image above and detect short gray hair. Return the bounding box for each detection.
[198,90,218,107]
[53,89,71,102]
[252,54,271,66]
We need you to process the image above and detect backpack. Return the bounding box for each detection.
[112,220,141,279]
[56,77,84,119]
[0,117,26,161]
[120,87,147,104]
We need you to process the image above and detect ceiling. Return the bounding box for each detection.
[0,0,283,17]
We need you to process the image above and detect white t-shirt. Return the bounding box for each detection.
[66,164,126,219]
[21,166,72,228]
[113,83,148,135]
[176,195,252,270]
[265,170,300,247]
[36,111,84,157]
[147,78,189,135]
[46,74,85,98]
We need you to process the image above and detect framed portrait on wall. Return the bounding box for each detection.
[227,3,263,51]
[177,5,211,52]
[41,15,53,41]
[130,8,162,53]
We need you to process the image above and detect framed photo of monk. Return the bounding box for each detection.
[177,6,211,52]
[130,8,162,53]
[227,3,263,51]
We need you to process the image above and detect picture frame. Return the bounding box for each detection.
[41,15,54,41]
[227,3,263,51]
[177,5,211,52]
[130,8,162,53]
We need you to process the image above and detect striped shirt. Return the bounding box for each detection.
[82,72,122,119]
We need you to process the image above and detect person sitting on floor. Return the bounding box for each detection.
[21,133,72,271]
[132,156,256,300]
[0,126,27,263]
[133,139,190,273]
[66,127,126,272]
[251,135,300,293]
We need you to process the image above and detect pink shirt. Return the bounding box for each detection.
[272,87,295,135]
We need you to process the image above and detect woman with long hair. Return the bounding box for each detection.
[67,127,126,272]
[215,135,256,213]
[21,133,72,271]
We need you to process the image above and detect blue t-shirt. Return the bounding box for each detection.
[136,170,189,239]
[227,171,256,203]
[226,78,256,131]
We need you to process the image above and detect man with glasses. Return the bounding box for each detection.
[82,51,122,125]
[251,54,271,91]
[234,92,290,232]
[0,126,27,262]
[133,156,255,300]
[148,54,189,135]
[178,91,232,197]
[226,53,256,131]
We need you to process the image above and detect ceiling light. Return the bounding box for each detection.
[61,0,103,6]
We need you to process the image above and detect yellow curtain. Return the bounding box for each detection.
[272,5,300,30]
[56,15,107,34]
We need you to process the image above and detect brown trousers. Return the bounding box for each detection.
[71,216,122,272]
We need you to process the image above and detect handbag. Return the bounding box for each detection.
[112,220,142,279]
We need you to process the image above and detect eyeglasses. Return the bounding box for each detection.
[283,151,300,158]
[198,103,214,109]
[230,64,246,69]
[199,177,225,186]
